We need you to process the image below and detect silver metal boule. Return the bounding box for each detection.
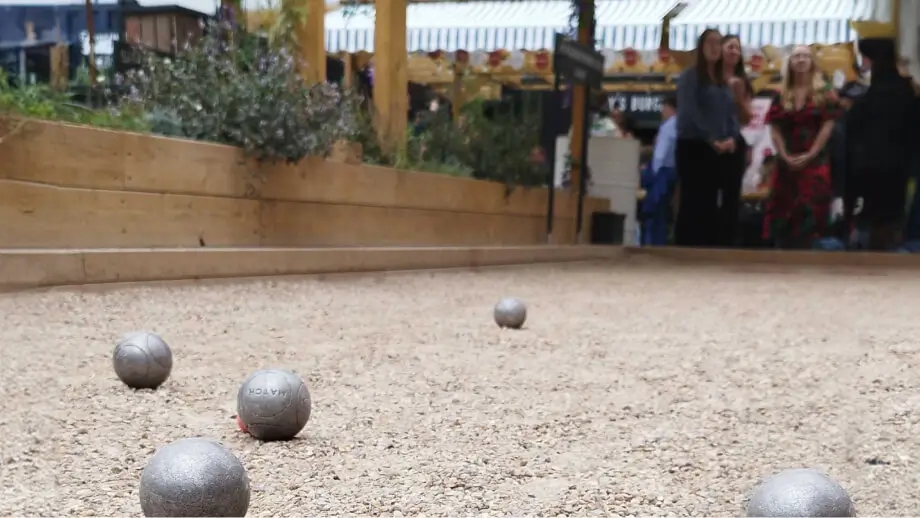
[494,297,527,329]
[139,437,250,517]
[113,331,173,389]
[237,369,312,441]
[746,468,856,517]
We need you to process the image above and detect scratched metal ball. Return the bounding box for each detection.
[139,437,250,517]
[493,297,527,329]
[113,331,173,389]
[237,369,312,441]
[747,468,856,517]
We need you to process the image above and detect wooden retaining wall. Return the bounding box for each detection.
[0,120,609,248]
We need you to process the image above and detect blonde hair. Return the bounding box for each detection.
[780,45,828,110]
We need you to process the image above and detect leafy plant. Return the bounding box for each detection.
[144,107,184,137]
[0,68,150,143]
[458,100,548,190]
[567,0,595,40]
[120,20,358,164]
[407,108,474,170]
[560,151,595,188]
[72,64,93,88]
[353,96,546,189]
[340,0,374,18]
[259,0,307,50]
[346,98,391,166]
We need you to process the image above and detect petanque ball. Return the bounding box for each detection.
[746,468,856,517]
[113,331,173,389]
[139,437,250,517]
[237,369,311,441]
[494,297,527,329]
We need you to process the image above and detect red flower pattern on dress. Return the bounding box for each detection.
[762,91,841,243]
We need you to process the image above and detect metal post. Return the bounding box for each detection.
[84,0,97,106]
[574,96,590,243]
[84,0,97,85]
[113,0,125,77]
[545,72,561,243]
[18,48,26,85]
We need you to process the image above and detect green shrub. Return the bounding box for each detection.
[1,25,547,191]
[349,95,547,188]
[413,101,548,189]
[459,100,547,189]
[120,20,358,164]
[0,69,150,134]
[144,107,184,137]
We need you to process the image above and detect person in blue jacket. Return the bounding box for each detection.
[641,94,678,245]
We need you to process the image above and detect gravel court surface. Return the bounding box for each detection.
[1,260,920,516]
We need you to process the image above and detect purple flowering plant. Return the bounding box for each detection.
[120,19,361,164]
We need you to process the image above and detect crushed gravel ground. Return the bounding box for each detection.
[1,260,920,516]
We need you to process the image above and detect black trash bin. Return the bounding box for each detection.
[590,211,626,245]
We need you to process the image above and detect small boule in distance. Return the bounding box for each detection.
[493,297,527,329]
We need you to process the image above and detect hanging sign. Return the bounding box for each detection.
[553,33,604,88]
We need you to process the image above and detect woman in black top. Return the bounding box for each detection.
[674,28,742,247]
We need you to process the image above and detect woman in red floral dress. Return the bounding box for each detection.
[764,45,841,248]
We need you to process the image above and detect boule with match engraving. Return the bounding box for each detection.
[746,468,856,517]
[493,297,527,329]
[113,331,173,389]
[237,369,312,441]
[139,437,250,517]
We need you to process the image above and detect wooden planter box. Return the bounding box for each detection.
[329,140,363,165]
[0,119,609,248]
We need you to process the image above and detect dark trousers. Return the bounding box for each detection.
[850,167,910,250]
[675,138,739,247]
[906,176,920,241]
[717,139,746,247]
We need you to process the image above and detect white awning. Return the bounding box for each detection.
[669,0,882,50]
[325,0,684,53]
[0,0,332,16]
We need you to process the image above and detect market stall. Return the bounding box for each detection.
[667,0,880,50]
[322,0,682,53]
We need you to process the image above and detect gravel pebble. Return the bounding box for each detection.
[1,261,919,516]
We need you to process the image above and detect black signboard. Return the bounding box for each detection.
[548,33,605,244]
[552,33,604,89]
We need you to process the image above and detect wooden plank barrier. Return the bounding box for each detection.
[0,119,610,249]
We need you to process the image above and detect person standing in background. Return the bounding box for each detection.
[674,28,740,247]
[609,102,636,139]
[591,98,622,137]
[896,57,920,249]
[718,34,754,246]
[903,153,920,248]
[722,36,754,127]
[828,81,868,242]
[763,45,840,249]
[640,94,678,245]
[846,36,919,250]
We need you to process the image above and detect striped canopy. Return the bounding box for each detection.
[325,0,684,52]
[669,0,883,50]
